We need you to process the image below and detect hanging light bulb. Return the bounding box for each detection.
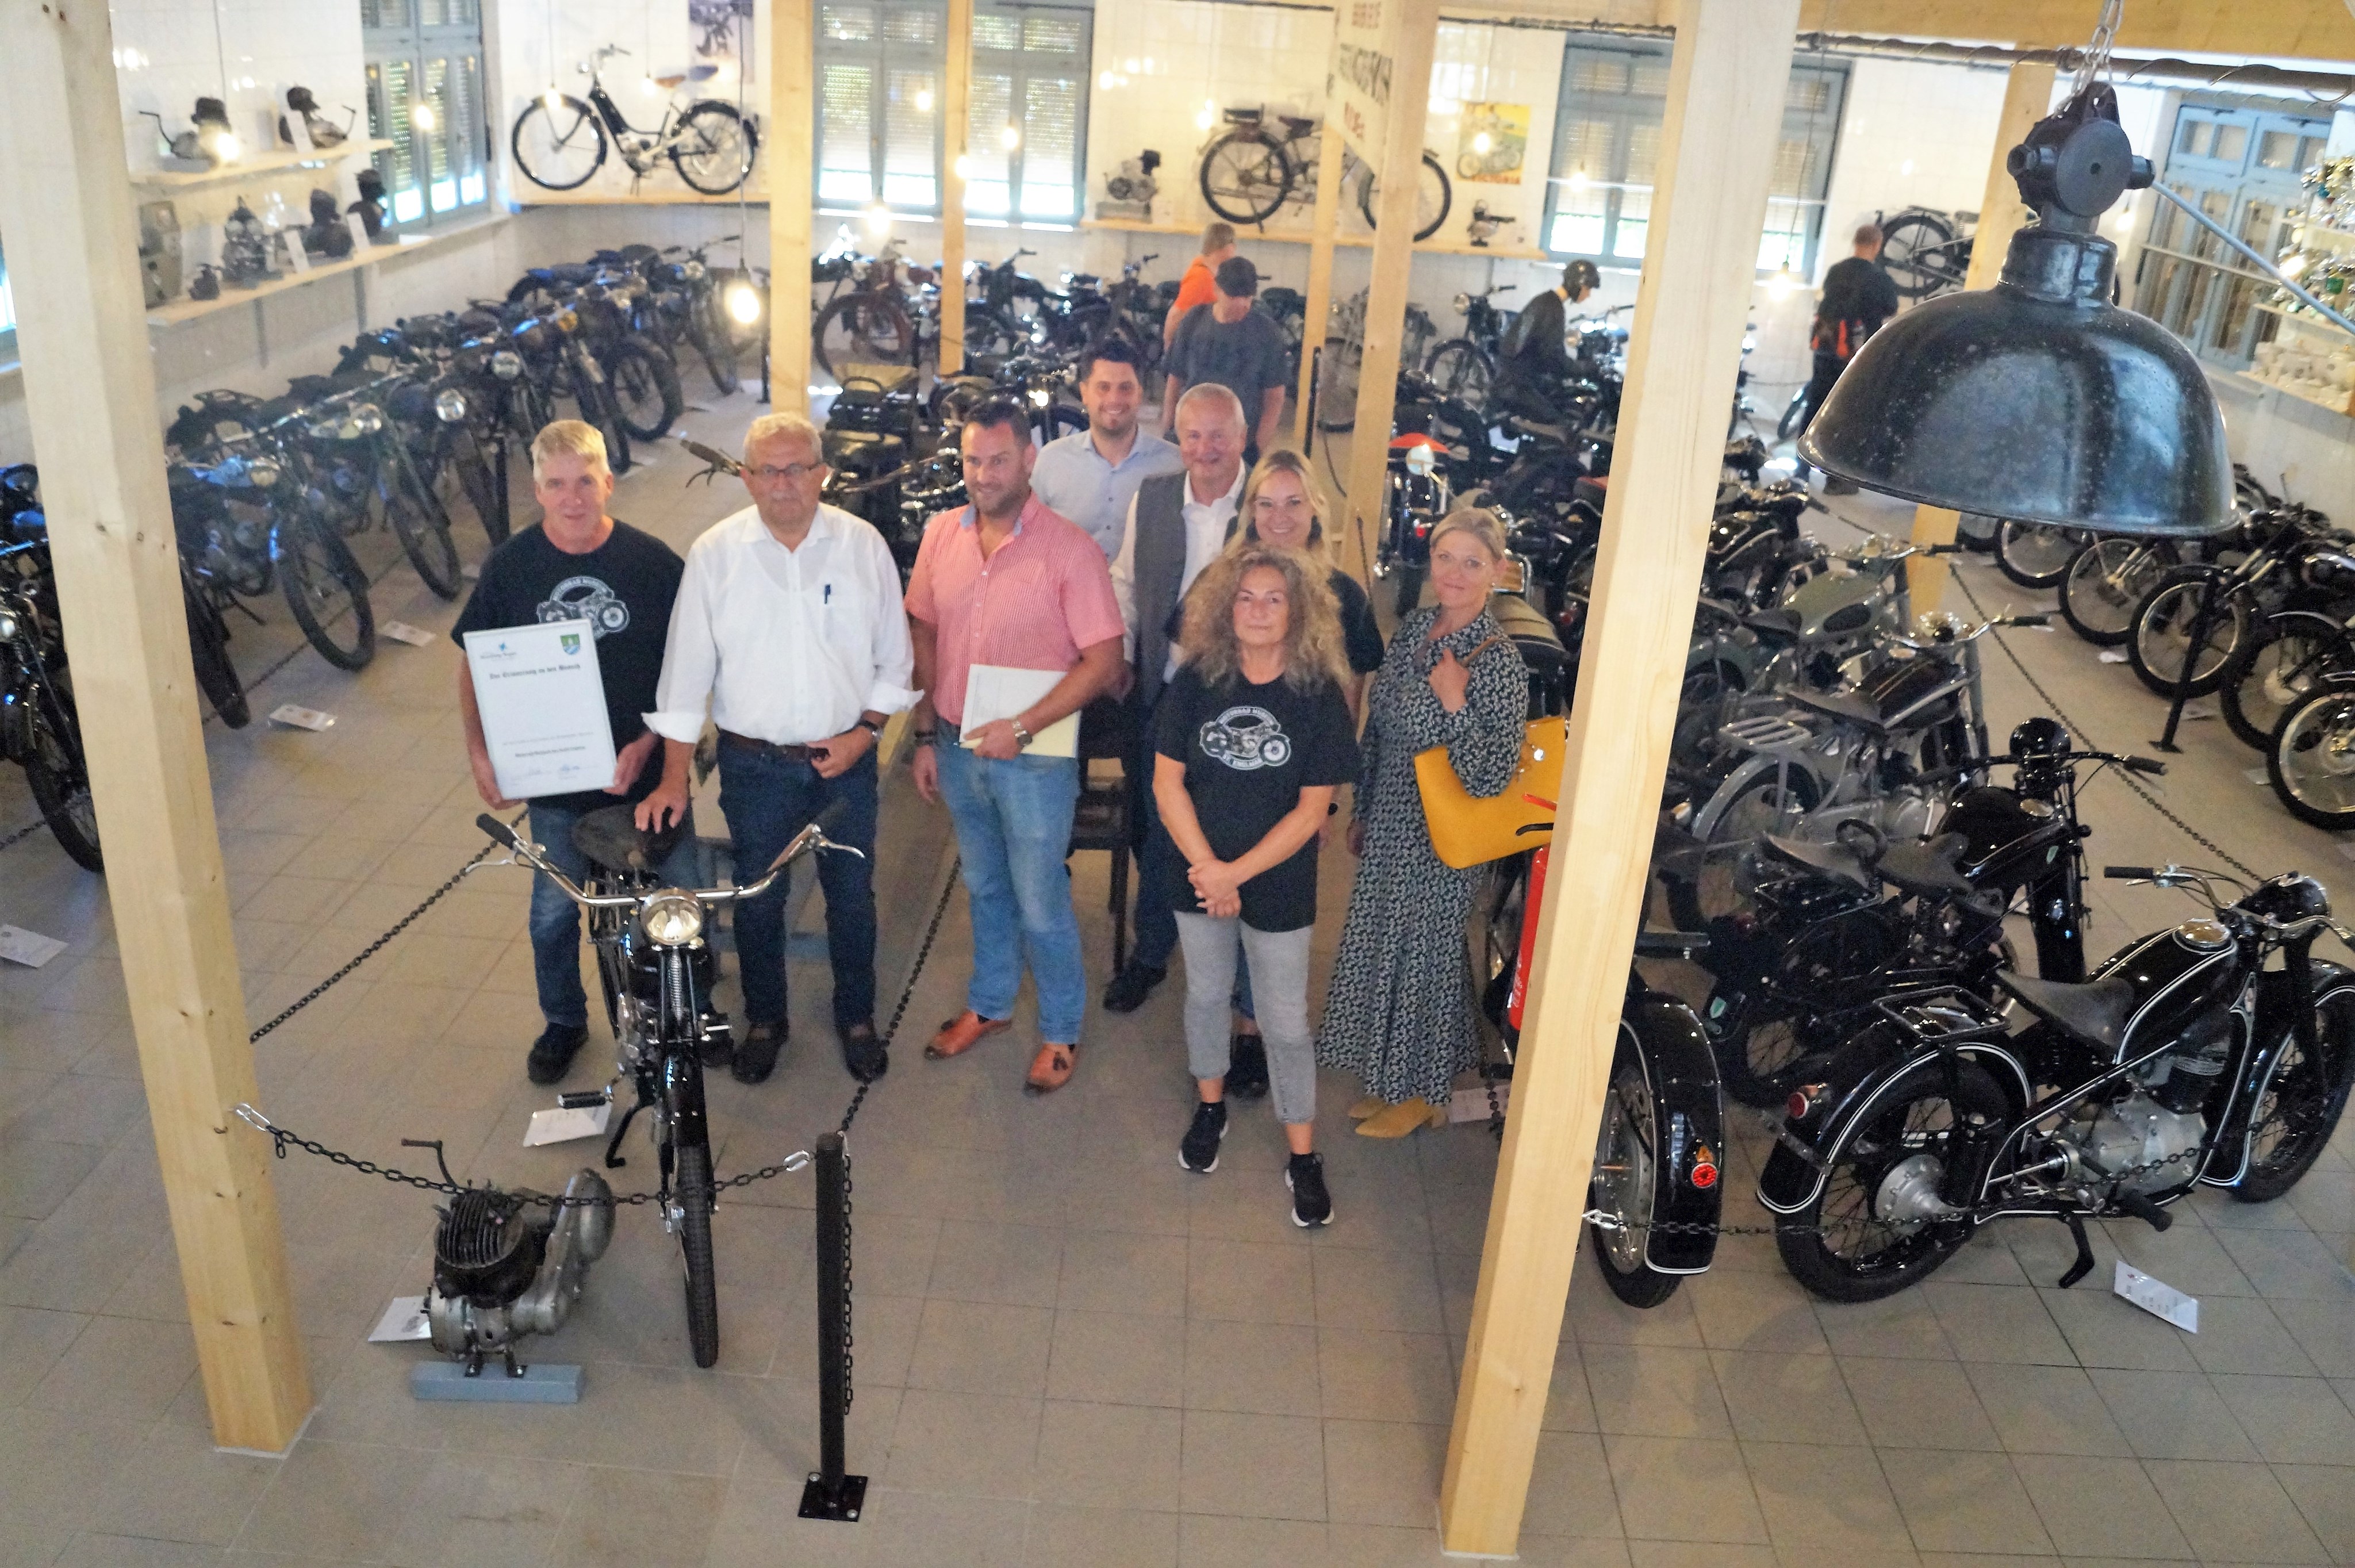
[999,122,1021,151]
[1766,265,1798,301]
[209,129,243,164]
[1471,131,1494,156]
[542,86,563,113]
[862,201,892,239]
[1195,99,1218,132]
[640,74,662,97]
[411,102,438,132]
[1567,165,1588,190]
[2283,251,2310,279]
[915,87,934,112]
[723,274,763,325]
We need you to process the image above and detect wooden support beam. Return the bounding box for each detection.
[939,0,974,377]
[1437,0,1798,1553]
[1792,0,2355,55]
[1292,128,1347,450]
[769,0,816,415]
[1905,58,2055,617]
[1340,0,1445,563]
[0,0,310,1452]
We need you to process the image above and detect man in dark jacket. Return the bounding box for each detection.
[1796,224,1901,494]
[1491,258,1599,425]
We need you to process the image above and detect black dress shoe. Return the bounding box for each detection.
[527,1022,589,1086]
[1224,1035,1269,1101]
[839,1021,888,1083]
[1100,960,1167,1014]
[733,1020,785,1084]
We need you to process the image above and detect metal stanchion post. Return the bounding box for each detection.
[798,1131,866,1523]
[1305,344,1321,463]
[493,438,510,542]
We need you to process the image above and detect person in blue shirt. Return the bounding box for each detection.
[1030,337,1186,560]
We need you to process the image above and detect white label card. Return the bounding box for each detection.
[2097,650,2129,664]
[368,1295,434,1343]
[267,704,336,731]
[0,926,68,968]
[524,1102,612,1147]
[381,620,438,647]
[2114,1260,2198,1332]
[346,213,374,254]
[282,228,312,274]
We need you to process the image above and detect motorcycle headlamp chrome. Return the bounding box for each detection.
[434,388,469,423]
[1452,292,1471,313]
[1028,387,1051,408]
[0,610,19,643]
[244,458,282,489]
[640,891,705,947]
[351,404,386,435]
[491,349,526,381]
[308,417,346,442]
[682,258,707,281]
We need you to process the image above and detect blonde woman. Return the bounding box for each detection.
[1231,449,1386,716]
[1156,547,1360,1225]
[1321,508,1528,1137]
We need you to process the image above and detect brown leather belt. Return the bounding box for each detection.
[718,729,818,762]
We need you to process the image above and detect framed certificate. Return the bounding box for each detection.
[464,622,618,798]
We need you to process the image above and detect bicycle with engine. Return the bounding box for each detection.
[511,44,758,195]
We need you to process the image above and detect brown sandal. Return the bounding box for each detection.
[926,1011,1010,1060]
[1024,1042,1079,1094]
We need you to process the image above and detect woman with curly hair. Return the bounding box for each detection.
[1321,508,1528,1137]
[1155,546,1359,1224]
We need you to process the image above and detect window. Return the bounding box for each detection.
[362,0,490,230]
[815,0,1088,221]
[1543,39,1844,274]
[2133,101,2331,370]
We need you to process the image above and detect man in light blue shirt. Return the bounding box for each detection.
[1031,337,1186,559]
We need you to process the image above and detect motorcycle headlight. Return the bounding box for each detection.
[1452,292,1471,313]
[683,258,707,281]
[352,404,386,435]
[307,419,344,442]
[1028,387,1051,408]
[640,891,705,948]
[491,350,525,381]
[435,389,469,423]
[246,459,281,489]
[0,611,18,642]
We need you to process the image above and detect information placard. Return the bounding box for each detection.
[464,622,618,799]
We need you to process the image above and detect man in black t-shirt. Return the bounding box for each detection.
[452,421,695,1084]
[1493,259,1598,427]
[1163,257,1292,459]
[1796,223,1902,495]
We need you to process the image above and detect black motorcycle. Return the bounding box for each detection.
[1762,863,2355,1301]
[0,533,100,870]
[1423,284,1517,405]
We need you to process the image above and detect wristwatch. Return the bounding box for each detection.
[1011,719,1035,750]
[855,717,883,738]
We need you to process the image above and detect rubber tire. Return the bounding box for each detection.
[813,293,916,383]
[1777,386,1811,442]
[384,451,462,600]
[183,580,251,728]
[277,520,375,672]
[1587,1032,1682,1308]
[670,102,756,195]
[1876,212,1959,301]
[2233,985,2355,1203]
[509,96,607,192]
[692,295,741,395]
[1198,128,1293,225]
[578,373,634,476]
[22,707,101,873]
[1776,1057,2006,1303]
[608,338,684,441]
[676,1143,721,1368]
[2059,538,2162,647]
[2268,691,2355,830]
[2128,572,2245,699]
[1995,521,2085,591]
[1425,339,1493,404]
[1355,152,1453,241]
[1662,768,1820,931]
[1391,565,1424,619]
[2223,624,2338,752]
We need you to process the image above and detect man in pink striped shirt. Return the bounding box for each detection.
[905,397,1126,1094]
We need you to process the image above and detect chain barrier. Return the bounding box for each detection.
[839,1139,856,1409]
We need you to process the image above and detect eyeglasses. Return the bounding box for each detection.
[751,461,826,483]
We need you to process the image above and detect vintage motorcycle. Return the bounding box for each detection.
[0,533,100,870]
[1761,864,2355,1301]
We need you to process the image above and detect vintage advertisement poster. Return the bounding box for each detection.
[1458,102,1530,183]
[1328,0,1394,168]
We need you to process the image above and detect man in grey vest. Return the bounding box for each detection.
[1103,384,1249,1025]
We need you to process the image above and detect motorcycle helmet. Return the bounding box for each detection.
[1563,259,1601,300]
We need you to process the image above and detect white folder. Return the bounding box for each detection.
[958,664,1081,758]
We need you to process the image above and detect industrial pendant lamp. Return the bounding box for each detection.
[1799,6,2233,535]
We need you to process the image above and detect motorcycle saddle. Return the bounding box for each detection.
[572,803,689,879]
[1761,832,1873,891]
[1742,608,1801,645]
[1873,834,1976,899]
[1995,970,2137,1057]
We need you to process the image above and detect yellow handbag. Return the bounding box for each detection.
[1410,630,1563,869]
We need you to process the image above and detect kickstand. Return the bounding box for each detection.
[602,1099,644,1170]
[2056,1212,2096,1290]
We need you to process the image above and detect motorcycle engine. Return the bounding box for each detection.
[424,1170,613,1373]
[2055,1091,2206,1197]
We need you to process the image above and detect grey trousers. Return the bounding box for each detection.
[1174,912,1317,1126]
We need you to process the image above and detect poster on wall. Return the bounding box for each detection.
[1456,102,1529,184]
[1329,0,1394,170]
[691,0,755,87]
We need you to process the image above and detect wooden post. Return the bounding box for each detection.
[1339,0,1443,559]
[1437,0,1797,1554]
[939,0,974,376]
[1905,59,2054,614]
[1292,125,1347,447]
[0,1,310,1451]
[769,0,815,414]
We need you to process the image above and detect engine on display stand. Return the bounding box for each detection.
[421,1167,615,1379]
[1097,151,1161,221]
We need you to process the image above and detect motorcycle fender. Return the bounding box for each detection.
[1692,753,1795,841]
[1758,1038,2031,1215]
[2204,963,2355,1187]
[2259,609,2351,650]
[1624,994,1725,1275]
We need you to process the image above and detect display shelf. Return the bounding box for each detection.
[2255,300,2355,339]
[129,139,396,195]
[515,185,770,206]
[143,213,508,329]
[1079,214,1547,261]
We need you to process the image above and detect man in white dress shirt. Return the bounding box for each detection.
[638,413,917,1084]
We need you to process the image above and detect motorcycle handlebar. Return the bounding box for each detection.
[2124,755,2168,776]
[2105,865,2157,880]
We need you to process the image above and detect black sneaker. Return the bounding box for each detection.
[526,1022,589,1086]
[1286,1152,1333,1228]
[1101,960,1167,1014]
[1179,1100,1228,1173]
[1225,1036,1269,1101]
[732,1020,785,1084]
[839,1021,888,1083]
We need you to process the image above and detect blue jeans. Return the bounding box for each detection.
[719,746,879,1030]
[526,799,704,1029]
[934,739,1087,1043]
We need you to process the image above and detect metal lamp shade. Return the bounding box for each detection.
[1797,228,2233,536]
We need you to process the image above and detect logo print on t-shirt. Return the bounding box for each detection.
[1199,706,1291,771]
[539,575,630,637]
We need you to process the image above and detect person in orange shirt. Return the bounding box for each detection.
[1163,221,1238,353]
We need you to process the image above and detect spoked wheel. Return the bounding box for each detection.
[1315,333,1363,433]
[1663,769,1817,930]
[1356,152,1452,241]
[1198,129,1293,225]
[692,295,741,395]
[381,452,463,600]
[813,294,916,382]
[2234,983,2355,1202]
[183,574,251,728]
[1777,1057,2005,1303]
[2060,536,2165,646]
[276,520,375,671]
[22,701,101,873]
[511,96,609,191]
[1995,521,2088,590]
[2269,692,2355,830]
[1702,913,1901,1109]
[1953,513,2001,553]
[1425,340,1493,404]
[2223,624,2342,751]
[1587,1029,1680,1307]
[2130,572,2246,697]
[674,1141,721,1368]
[670,103,756,195]
[1877,212,1961,301]
[607,339,684,440]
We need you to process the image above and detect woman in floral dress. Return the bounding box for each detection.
[1320,509,1529,1137]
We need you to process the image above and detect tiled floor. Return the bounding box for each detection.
[4,394,2355,1565]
